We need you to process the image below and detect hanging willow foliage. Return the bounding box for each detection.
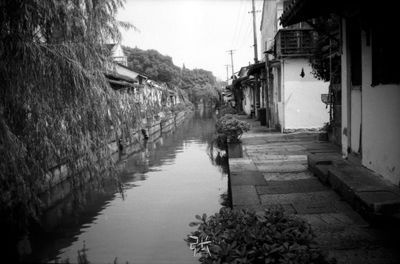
[0,0,139,233]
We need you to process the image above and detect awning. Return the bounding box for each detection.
[279,0,393,28]
[280,0,346,27]
[281,0,397,30]
[108,79,134,90]
[247,62,266,76]
[105,72,137,83]
[232,76,249,89]
[269,59,281,68]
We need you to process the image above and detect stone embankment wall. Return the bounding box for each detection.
[40,110,191,211]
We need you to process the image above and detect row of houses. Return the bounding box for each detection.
[105,43,184,113]
[226,0,400,186]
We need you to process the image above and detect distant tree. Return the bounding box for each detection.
[124,47,220,104]
[124,46,181,85]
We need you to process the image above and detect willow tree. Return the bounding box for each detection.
[0,0,137,251]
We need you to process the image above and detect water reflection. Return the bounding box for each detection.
[27,106,228,264]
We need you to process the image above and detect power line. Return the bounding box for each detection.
[230,0,244,45]
[231,0,248,50]
[236,22,252,51]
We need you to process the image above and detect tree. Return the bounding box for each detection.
[124,46,181,85]
[124,47,220,104]
[0,0,134,259]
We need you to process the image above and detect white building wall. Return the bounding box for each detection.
[113,45,125,58]
[260,0,278,53]
[112,44,128,66]
[360,31,400,185]
[282,58,329,129]
[276,1,284,31]
[242,86,253,116]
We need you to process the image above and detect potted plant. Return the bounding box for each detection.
[215,114,250,143]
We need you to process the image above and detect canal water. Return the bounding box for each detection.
[29,107,228,264]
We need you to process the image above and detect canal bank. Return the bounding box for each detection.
[40,109,192,211]
[25,106,228,264]
[227,116,400,263]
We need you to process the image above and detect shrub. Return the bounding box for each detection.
[217,105,237,118]
[216,114,250,143]
[187,207,333,264]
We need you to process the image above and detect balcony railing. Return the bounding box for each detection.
[275,29,317,57]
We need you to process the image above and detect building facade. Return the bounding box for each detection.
[260,0,329,131]
[281,0,400,185]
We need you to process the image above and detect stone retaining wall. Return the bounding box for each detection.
[40,110,191,210]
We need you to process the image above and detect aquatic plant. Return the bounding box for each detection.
[187,207,334,264]
[215,114,250,143]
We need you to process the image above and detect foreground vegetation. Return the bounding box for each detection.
[1,0,133,255]
[187,207,334,264]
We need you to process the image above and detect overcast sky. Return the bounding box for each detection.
[117,0,264,81]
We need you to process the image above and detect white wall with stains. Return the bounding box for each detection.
[282,58,329,129]
[360,31,400,185]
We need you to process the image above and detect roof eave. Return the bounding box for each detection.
[280,0,342,27]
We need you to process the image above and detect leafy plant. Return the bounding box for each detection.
[217,105,237,118]
[215,115,250,143]
[187,207,334,264]
[309,14,341,83]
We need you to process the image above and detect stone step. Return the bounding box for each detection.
[328,166,400,215]
[308,153,400,220]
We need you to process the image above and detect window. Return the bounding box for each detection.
[372,27,400,85]
[349,19,361,87]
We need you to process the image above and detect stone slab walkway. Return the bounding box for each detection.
[228,116,400,264]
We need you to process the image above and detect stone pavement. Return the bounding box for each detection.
[228,117,400,264]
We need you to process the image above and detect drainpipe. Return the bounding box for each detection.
[253,83,256,118]
[265,56,271,127]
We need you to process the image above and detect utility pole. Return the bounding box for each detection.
[248,0,261,119]
[224,64,230,81]
[249,0,259,63]
[227,49,235,78]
